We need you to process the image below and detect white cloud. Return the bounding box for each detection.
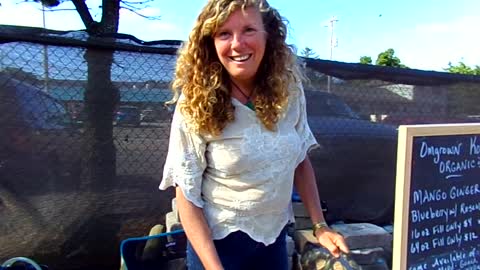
[407,16,480,69]
[118,8,184,41]
[119,6,161,20]
[149,21,178,32]
[0,2,43,27]
[135,7,162,18]
[415,16,479,35]
[119,21,184,41]
[0,1,87,31]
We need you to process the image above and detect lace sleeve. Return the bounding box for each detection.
[295,84,319,163]
[159,105,206,208]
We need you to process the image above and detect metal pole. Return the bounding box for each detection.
[327,16,338,93]
[42,5,49,93]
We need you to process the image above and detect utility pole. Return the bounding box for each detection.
[42,4,50,93]
[326,16,338,93]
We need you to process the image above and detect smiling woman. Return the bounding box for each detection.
[159,0,349,270]
[213,6,267,98]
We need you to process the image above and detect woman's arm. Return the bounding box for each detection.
[293,156,349,257]
[176,187,223,270]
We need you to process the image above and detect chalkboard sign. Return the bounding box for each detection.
[392,123,480,270]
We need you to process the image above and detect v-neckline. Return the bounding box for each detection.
[232,97,255,112]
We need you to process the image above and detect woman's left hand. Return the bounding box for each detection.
[314,227,350,258]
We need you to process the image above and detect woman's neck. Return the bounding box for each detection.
[231,80,253,103]
[230,78,254,97]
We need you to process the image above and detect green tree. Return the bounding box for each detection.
[375,48,408,68]
[359,56,372,65]
[301,47,319,59]
[444,62,480,75]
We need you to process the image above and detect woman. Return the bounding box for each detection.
[159,0,349,269]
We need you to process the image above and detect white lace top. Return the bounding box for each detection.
[159,84,318,245]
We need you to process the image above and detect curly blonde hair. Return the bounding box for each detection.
[171,0,300,136]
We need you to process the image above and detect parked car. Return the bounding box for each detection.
[71,107,88,125]
[140,106,174,124]
[140,108,157,123]
[114,105,141,126]
[305,90,398,225]
[0,74,81,192]
[1,74,178,269]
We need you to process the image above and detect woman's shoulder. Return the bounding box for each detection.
[287,80,305,104]
[171,95,195,131]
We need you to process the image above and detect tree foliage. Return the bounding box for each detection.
[375,48,407,68]
[444,62,480,75]
[358,49,407,68]
[301,47,319,59]
[359,56,372,65]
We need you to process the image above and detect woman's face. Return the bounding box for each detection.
[213,7,267,86]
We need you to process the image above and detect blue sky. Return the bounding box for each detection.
[1,0,479,71]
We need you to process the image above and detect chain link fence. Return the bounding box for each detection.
[1,26,480,269]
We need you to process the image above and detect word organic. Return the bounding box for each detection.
[419,137,480,179]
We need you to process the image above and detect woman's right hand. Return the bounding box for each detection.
[314,226,350,258]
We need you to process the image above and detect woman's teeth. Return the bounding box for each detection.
[230,55,251,62]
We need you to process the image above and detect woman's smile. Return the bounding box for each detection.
[229,54,252,62]
[214,6,267,86]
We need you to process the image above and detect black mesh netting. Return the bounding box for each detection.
[1,26,479,269]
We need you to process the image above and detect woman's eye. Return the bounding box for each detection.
[245,28,257,35]
[216,31,231,40]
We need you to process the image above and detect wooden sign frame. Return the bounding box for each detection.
[392,123,480,270]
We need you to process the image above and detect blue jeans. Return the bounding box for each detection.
[186,227,288,270]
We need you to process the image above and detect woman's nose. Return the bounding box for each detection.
[231,33,244,48]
